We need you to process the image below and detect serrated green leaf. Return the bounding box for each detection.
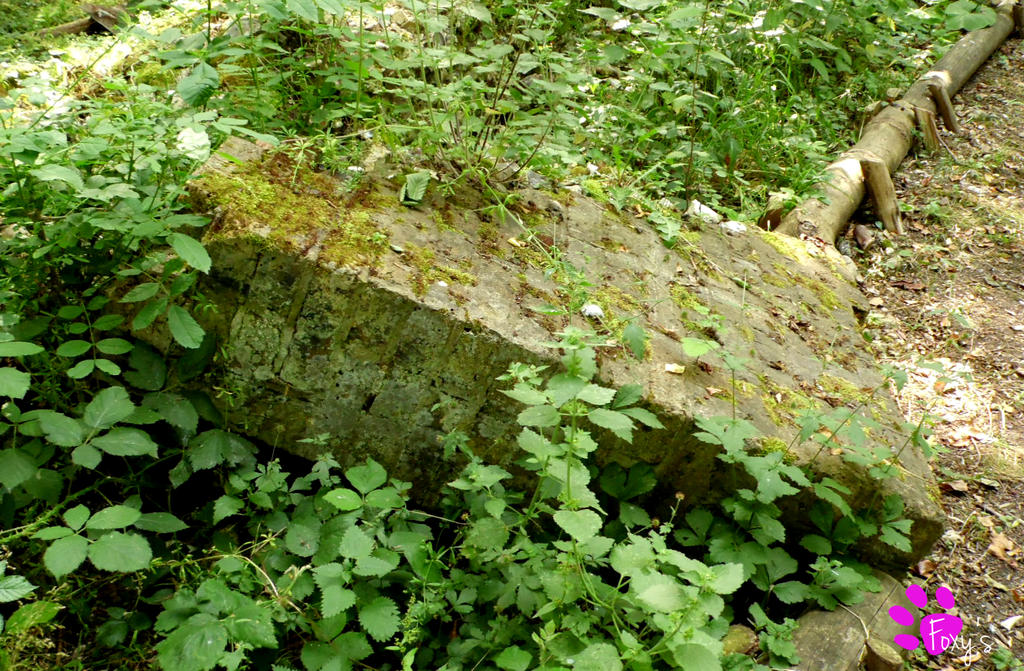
[0,449,37,489]
[553,509,602,542]
[338,525,374,560]
[517,404,560,427]
[354,550,400,577]
[323,487,362,511]
[0,576,35,602]
[494,646,532,671]
[320,585,355,618]
[84,386,136,429]
[135,512,187,533]
[574,642,622,671]
[400,171,430,204]
[5,601,61,635]
[91,427,158,457]
[156,613,228,671]
[620,407,664,428]
[622,321,647,360]
[879,526,911,552]
[30,164,83,190]
[63,505,90,530]
[143,392,199,435]
[168,233,212,273]
[88,531,152,572]
[285,522,320,557]
[576,384,617,406]
[32,526,72,541]
[0,367,30,398]
[96,338,133,355]
[800,534,833,556]
[773,580,810,604]
[87,505,142,530]
[132,297,168,331]
[681,337,720,358]
[56,340,91,357]
[121,283,161,303]
[358,596,400,642]
[66,359,96,379]
[35,410,85,447]
[346,459,387,494]
[177,62,220,107]
[612,383,643,408]
[71,444,102,469]
[587,408,633,442]
[286,0,320,21]
[44,535,88,578]
[632,572,687,612]
[167,305,205,349]
[212,495,243,523]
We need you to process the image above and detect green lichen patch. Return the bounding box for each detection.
[194,152,387,268]
[404,244,477,297]
[758,436,797,464]
[759,374,821,426]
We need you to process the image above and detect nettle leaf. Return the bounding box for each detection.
[587,408,633,442]
[0,575,36,602]
[358,596,400,642]
[517,404,560,427]
[346,459,387,494]
[92,428,158,457]
[574,642,622,671]
[612,383,643,408]
[84,386,136,429]
[88,531,152,572]
[338,525,374,560]
[710,563,745,594]
[167,305,205,349]
[553,509,602,543]
[575,384,616,406]
[879,525,912,552]
[0,449,37,490]
[168,233,212,273]
[87,505,142,530]
[156,613,228,671]
[494,646,532,671]
[0,367,30,398]
[320,585,356,618]
[176,62,220,107]
[621,321,647,360]
[212,495,243,523]
[773,580,810,604]
[632,572,688,612]
[285,522,320,557]
[44,534,88,578]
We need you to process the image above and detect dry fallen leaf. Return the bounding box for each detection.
[940,480,969,495]
[1000,615,1023,631]
[914,559,937,578]
[664,363,685,374]
[988,532,1018,566]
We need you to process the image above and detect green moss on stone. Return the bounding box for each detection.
[404,244,477,297]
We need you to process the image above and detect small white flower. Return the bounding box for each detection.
[347,166,365,172]
[586,162,600,175]
[359,130,374,140]
[374,40,388,49]
[579,116,587,125]
[580,303,604,319]
[175,127,210,161]
[611,17,631,31]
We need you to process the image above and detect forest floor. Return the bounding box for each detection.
[850,37,1024,671]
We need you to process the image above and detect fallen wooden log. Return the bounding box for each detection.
[776,0,1017,242]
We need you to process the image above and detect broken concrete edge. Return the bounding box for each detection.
[776,0,1018,242]
[793,571,920,671]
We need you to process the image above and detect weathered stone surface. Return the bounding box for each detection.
[793,572,919,671]
[177,137,944,564]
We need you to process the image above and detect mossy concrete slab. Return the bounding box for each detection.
[181,137,944,564]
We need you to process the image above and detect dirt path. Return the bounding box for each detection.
[851,37,1024,671]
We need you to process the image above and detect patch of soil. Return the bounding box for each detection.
[850,38,1024,670]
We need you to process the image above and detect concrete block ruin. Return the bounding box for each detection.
[170,137,943,565]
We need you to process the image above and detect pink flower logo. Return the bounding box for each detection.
[888,585,963,655]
